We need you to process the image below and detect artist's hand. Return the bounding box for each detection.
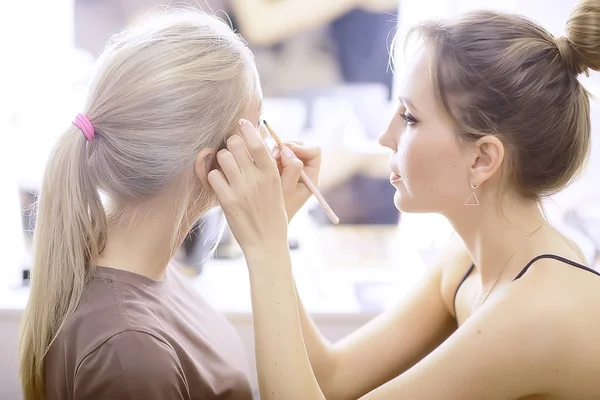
[272,142,322,221]
[208,119,289,254]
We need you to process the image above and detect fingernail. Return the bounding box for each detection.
[238,118,247,125]
[272,147,280,158]
[282,146,294,158]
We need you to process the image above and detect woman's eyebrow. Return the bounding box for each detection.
[398,96,419,113]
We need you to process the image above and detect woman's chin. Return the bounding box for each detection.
[393,190,408,212]
[393,189,428,214]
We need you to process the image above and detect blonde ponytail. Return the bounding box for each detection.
[20,127,107,399]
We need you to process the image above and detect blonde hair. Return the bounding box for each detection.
[19,11,260,399]
[402,0,600,200]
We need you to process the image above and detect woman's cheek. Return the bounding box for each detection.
[397,131,416,179]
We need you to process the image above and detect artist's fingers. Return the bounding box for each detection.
[216,149,241,186]
[207,169,234,205]
[226,135,254,172]
[271,146,281,159]
[286,143,322,168]
[269,147,284,175]
[271,142,304,161]
[238,119,275,171]
[279,146,304,196]
[258,122,270,140]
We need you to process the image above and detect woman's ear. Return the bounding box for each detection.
[469,135,505,185]
[194,148,218,188]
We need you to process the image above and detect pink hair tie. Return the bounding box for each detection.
[73,113,95,141]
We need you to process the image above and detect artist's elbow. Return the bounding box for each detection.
[313,353,357,400]
[315,375,343,400]
[320,381,356,400]
[320,389,347,400]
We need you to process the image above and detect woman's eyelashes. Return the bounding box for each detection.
[400,111,418,126]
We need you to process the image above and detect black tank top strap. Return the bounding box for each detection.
[513,254,600,281]
[453,263,475,317]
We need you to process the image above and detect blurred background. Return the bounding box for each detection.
[4,0,403,277]
[1,0,600,398]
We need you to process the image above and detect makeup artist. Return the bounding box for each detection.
[209,0,600,398]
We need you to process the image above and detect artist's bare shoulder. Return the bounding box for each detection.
[499,237,600,397]
[431,234,473,316]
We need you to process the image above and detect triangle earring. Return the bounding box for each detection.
[464,182,480,206]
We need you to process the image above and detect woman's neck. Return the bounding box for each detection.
[96,205,190,281]
[447,196,548,284]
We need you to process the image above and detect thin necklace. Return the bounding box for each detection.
[475,223,545,307]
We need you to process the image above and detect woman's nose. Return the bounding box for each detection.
[378,129,396,151]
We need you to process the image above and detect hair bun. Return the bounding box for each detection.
[562,0,600,75]
[555,36,583,75]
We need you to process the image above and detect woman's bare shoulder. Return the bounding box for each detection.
[503,253,600,368]
[429,233,473,316]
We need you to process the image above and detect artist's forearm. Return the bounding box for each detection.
[231,0,359,46]
[295,286,343,398]
[246,249,325,400]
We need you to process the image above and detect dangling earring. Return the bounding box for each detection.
[464,182,480,206]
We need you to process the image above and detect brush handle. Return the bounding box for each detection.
[262,120,339,225]
[299,171,340,225]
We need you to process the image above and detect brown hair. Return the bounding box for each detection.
[405,0,600,199]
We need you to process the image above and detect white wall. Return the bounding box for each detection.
[0,2,37,288]
[398,0,577,33]
[395,0,593,83]
[4,0,83,190]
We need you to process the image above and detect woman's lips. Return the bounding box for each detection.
[390,172,402,184]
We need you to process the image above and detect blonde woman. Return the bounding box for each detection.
[18,11,305,400]
[210,0,600,399]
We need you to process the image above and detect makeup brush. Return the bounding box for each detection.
[261,120,340,225]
